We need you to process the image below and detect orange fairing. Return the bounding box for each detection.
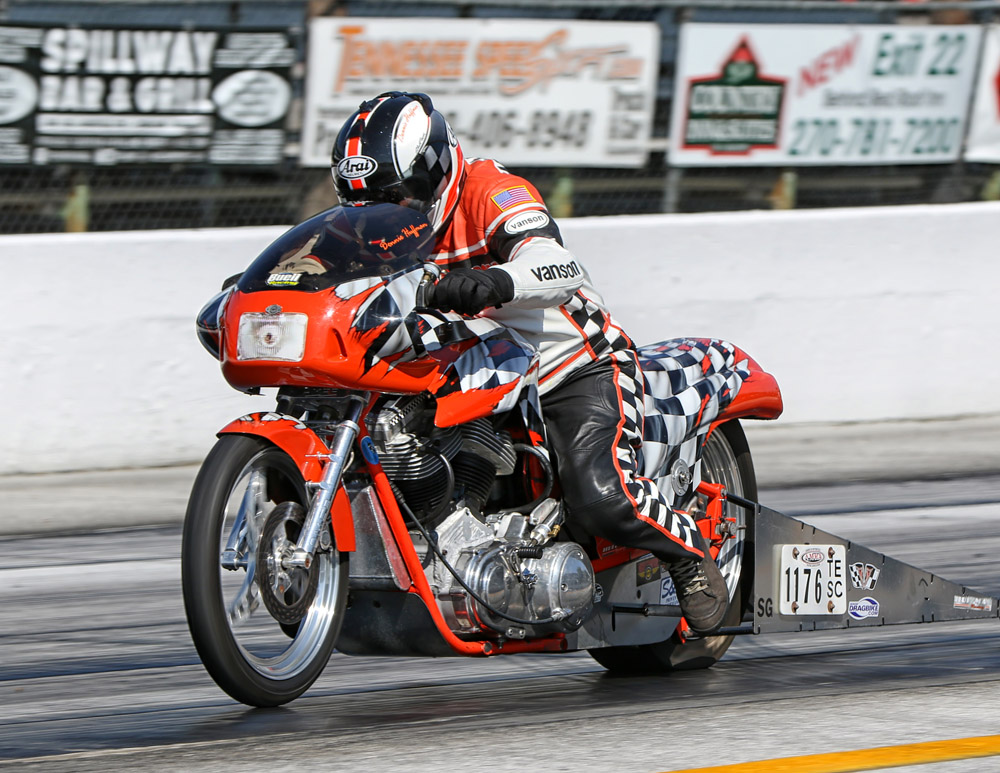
[218,412,356,552]
[220,281,539,428]
[220,287,446,395]
[720,344,783,421]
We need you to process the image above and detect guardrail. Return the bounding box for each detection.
[4,200,999,474]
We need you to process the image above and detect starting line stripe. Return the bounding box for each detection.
[666,735,1000,773]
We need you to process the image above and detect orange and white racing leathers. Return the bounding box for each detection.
[431,159,707,564]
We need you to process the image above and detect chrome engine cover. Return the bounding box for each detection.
[428,506,595,638]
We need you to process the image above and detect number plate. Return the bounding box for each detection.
[779,544,847,615]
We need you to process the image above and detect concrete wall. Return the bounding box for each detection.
[4,201,998,475]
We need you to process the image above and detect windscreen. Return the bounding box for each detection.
[238,203,435,293]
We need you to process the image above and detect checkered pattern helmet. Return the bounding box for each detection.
[331,92,465,234]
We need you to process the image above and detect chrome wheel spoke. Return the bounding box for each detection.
[227,562,261,627]
[699,430,745,601]
[243,468,269,545]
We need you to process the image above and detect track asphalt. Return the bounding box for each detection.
[2,414,998,536]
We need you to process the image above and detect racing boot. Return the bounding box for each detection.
[669,550,729,635]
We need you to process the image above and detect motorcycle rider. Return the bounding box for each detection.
[331,91,729,634]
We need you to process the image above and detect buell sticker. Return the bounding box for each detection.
[681,37,786,155]
[849,562,881,591]
[267,272,302,286]
[848,597,880,620]
[954,595,994,612]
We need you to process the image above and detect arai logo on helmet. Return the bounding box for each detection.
[337,155,377,180]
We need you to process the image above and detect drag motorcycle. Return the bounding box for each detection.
[182,202,783,707]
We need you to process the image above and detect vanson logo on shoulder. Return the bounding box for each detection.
[337,155,377,179]
[504,211,550,235]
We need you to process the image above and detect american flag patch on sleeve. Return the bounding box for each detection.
[490,186,536,212]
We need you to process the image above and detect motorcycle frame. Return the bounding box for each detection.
[219,354,782,658]
[220,402,570,657]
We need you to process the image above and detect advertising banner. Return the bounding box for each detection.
[669,24,982,166]
[301,18,660,168]
[965,25,1000,163]
[0,24,296,166]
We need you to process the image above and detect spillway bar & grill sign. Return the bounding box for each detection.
[0,24,296,166]
[300,18,660,168]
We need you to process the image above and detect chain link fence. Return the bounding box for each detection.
[1,0,998,233]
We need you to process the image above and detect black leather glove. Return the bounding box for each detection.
[427,268,515,315]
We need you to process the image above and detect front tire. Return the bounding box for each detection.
[589,420,756,673]
[182,435,348,706]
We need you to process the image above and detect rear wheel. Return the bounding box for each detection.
[589,420,756,672]
[182,435,348,706]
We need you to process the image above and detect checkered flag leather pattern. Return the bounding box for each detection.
[344,268,539,415]
[539,292,632,390]
[607,350,703,554]
[636,338,750,486]
[433,325,540,415]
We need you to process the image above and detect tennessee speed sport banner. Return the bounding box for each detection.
[669,23,982,166]
[964,25,1000,163]
[0,24,296,166]
[301,17,660,168]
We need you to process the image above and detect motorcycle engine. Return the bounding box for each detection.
[429,500,595,638]
[370,394,516,522]
[369,395,595,638]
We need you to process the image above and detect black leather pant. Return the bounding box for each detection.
[540,352,704,564]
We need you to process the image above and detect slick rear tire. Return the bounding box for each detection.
[589,420,756,673]
[182,434,348,707]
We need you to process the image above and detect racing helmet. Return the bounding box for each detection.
[331,92,465,234]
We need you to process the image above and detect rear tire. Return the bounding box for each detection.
[589,420,756,673]
[182,435,348,706]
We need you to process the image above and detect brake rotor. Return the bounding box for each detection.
[255,502,320,626]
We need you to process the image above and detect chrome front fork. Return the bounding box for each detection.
[286,394,367,569]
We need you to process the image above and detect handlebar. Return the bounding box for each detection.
[415,262,442,310]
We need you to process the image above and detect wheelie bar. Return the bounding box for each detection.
[739,496,999,635]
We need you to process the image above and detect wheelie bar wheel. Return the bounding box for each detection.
[181,435,348,706]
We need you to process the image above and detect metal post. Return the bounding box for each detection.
[663,166,683,214]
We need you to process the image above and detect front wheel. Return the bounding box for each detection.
[589,419,756,673]
[182,435,348,706]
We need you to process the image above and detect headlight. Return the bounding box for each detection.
[237,312,308,362]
